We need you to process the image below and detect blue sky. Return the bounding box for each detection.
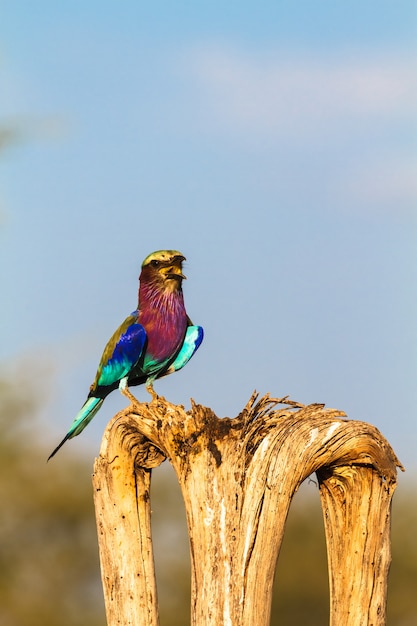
[1,2,416,475]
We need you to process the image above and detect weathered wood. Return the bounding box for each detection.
[318,465,396,626]
[92,423,164,626]
[92,391,403,626]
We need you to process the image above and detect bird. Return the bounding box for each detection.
[48,250,203,460]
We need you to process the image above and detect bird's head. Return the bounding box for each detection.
[140,250,186,293]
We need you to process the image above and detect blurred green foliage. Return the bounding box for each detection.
[0,366,415,625]
[0,368,106,626]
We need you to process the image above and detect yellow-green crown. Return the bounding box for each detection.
[142,250,185,268]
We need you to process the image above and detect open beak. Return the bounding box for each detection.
[163,264,187,280]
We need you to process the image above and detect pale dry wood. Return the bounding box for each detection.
[318,466,396,626]
[92,423,164,626]
[93,391,403,626]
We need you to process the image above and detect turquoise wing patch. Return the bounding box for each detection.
[165,325,204,375]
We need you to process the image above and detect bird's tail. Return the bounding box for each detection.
[47,396,104,461]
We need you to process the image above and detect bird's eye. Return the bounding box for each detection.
[150,260,160,268]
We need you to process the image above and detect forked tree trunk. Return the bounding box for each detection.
[92,392,403,626]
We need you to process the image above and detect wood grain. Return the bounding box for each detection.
[92,392,403,625]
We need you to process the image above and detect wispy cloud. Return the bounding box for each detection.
[180,44,417,214]
[185,45,417,139]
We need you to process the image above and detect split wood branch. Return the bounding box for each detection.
[92,392,403,626]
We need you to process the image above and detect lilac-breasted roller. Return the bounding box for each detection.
[48,250,203,460]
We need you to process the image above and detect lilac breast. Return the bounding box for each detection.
[139,290,188,368]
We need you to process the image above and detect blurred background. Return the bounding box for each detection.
[1,1,416,624]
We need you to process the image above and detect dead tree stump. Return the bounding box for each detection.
[92,392,403,626]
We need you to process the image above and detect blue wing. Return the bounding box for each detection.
[164,325,204,375]
[48,313,147,460]
[94,313,147,389]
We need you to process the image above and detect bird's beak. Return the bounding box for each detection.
[163,264,187,280]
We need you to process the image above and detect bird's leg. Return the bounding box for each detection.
[145,380,159,402]
[119,376,139,406]
[145,378,166,403]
